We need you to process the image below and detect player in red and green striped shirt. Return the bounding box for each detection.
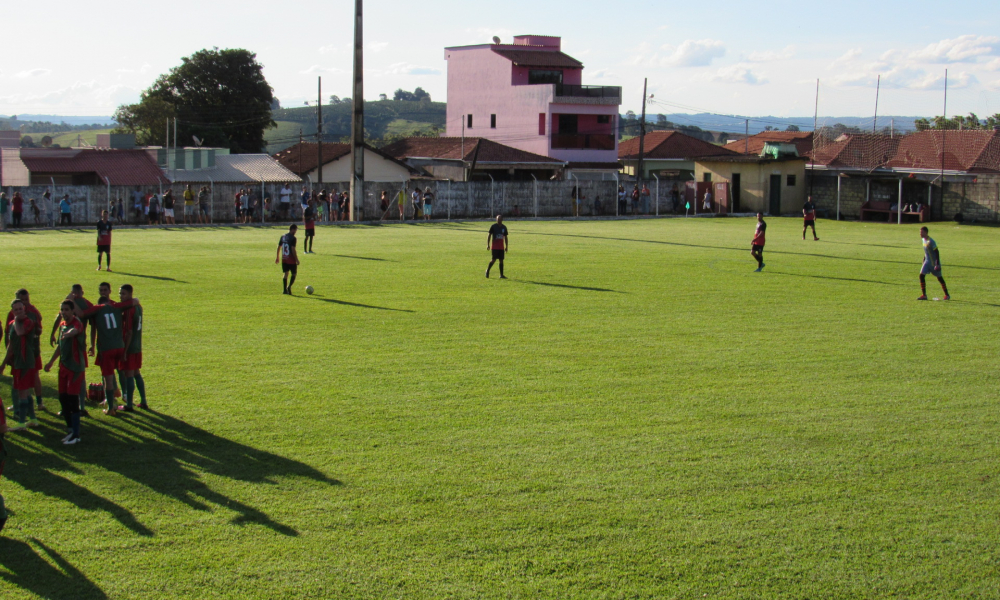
[43,300,86,444]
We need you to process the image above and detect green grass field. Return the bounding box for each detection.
[22,129,115,148]
[1,217,998,599]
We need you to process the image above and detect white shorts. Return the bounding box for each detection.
[164,208,175,218]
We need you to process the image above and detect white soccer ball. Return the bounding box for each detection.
[305,285,315,295]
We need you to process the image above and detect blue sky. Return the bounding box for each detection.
[2,0,998,121]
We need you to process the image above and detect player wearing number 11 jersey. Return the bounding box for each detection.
[78,294,138,416]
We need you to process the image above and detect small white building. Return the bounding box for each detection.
[272,142,419,183]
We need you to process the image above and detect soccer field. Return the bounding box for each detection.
[1,217,998,599]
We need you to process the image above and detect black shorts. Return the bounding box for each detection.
[97,244,110,253]
[492,249,505,260]
[282,263,297,274]
[804,219,815,226]
[305,229,315,238]
[752,244,764,251]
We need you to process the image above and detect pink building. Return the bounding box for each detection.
[445,35,621,177]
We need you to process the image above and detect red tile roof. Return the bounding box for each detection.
[809,130,1000,173]
[724,131,814,156]
[491,48,583,68]
[618,131,736,160]
[380,137,564,164]
[19,148,166,185]
[272,142,416,176]
[810,134,900,171]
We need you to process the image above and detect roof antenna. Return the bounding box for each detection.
[492,36,501,45]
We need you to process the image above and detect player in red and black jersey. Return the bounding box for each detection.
[97,209,113,271]
[303,201,316,254]
[50,284,94,415]
[486,215,509,279]
[1,299,40,429]
[276,224,300,295]
[802,196,819,241]
[751,213,766,272]
[43,300,87,444]
[5,289,45,412]
[0,392,8,532]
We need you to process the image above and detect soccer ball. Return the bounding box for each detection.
[305,285,315,295]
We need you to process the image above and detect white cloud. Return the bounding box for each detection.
[828,48,862,70]
[16,68,51,78]
[747,45,795,62]
[830,64,977,90]
[587,68,613,80]
[711,64,766,85]
[299,65,345,75]
[0,80,140,108]
[661,39,725,67]
[910,35,1000,63]
[318,45,338,55]
[366,42,389,53]
[986,57,1000,71]
[115,63,152,75]
[462,28,515,45]
[379,62,441,76]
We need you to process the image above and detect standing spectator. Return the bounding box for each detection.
[570,186,583,217]
[248,189,258,223]
[617,185,626,215]
[702,189,712,212]
[29,198,41,225]
[162,189,176,224]
[233,192,243,223]
[279,184,292,220]
[317,189,328,222]
[411,186,422,220]
[148,193,160,225]
[263,194,272,222]
[641,184,651,214]
[11,192,24,228]
[183,184,195,224]
[630,185,640,215]
[341,191,349,220]
[116,198,126,224]
[198,185,211,224]
[0,192,8,231]
[300,186,311,217]
[132,186,144,223]
[397,188,405,221]
[43,191,56,227]
[422,187,434,220]
[379,190,390,219]
[670,185,681,214]
[58,194,72,225]
[593,194,602,216]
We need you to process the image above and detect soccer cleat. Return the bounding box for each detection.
[943,294,950,300]
[63,436,81,445]
[103,407,117,416]
[36,402,45,411]
[27,419,40,428]
[117,405,135,412]
[814,237,819,241]
[754,267,762,272]
[61,431,74,442]
[79,409,90,417]
[760,263,765,269]
[499,275,507,279]
[138,403,150,410]
[106,268,112,272]
[917,295,928,300]
[96,266,102,271]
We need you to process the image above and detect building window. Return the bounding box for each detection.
[528,69,563,85]
[467,114,473,129]
[491,114,497,129]
[597,115,610,124]
[787,174,797,186]
[538,113,546,135]
[558,114,578,135]
[703,173,712,182]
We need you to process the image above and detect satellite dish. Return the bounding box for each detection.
[492,36,501,45]
[192,135,204,147]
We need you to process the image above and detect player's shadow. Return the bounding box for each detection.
[113,271,188,284]
[330,254,394,262]
[3,388,340,538]
[767,271,908,286]
[513,279,624,293]
[305,294,414,312]
[0,537,109,600]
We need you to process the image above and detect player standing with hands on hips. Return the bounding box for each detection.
[486,215,508,279]
[918,226,950,301]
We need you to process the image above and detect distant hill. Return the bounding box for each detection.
[654,113,920,136]
[0,114,116,126]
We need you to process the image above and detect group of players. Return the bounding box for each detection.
[750,196,950,299]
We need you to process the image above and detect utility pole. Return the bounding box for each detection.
[810,79,819,197]
[745,119,749,154]
[873,74,880,133]
[299,129,303,176]
[317,76,323,185]
[349,0,365,221]
[636,77,647,186]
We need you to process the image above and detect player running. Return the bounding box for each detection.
[117,284,146,411]
[78,294,139,416]
[802,196,819,241]
[43,300,86,444]
[303,201,316,254]
[918,226,950,301]
[276,224,300,295]
[97,209,113,271]
[751,213,766,272]
[1,299,40,430]
[486,215,508,279]
[5,289,45,413]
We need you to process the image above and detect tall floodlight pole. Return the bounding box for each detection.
[637,78,648,187]
[317,76,323,185]
[349,0,364,221]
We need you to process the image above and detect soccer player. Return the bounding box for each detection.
[802,195,819,241]
[97,209,113,271]
[276,224,300,295]
[303,201,316,254]
[5,289,44,412]
[751,212,766,272]
[117,284,146,411]
[486,215,509,279]
[918,226,950,301]
[1,299,40,430]
[50,284,94,415]
[0,393,8,532]
[78,293,138,416]
[43,300,86,444]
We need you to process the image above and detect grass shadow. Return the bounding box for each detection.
[330,254,394,262]
[305,294,414,312]
[112,271,188,284]
[0,538,108,599]
[2,388,340,538]
[768,271,908,287]
[513,279,624,293]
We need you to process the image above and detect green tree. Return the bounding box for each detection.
[914,113,991,131]
[786,124,800,132]
[115,48,275,153]
[113,97,176,145]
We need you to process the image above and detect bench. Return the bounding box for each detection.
[859,200,892,221]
